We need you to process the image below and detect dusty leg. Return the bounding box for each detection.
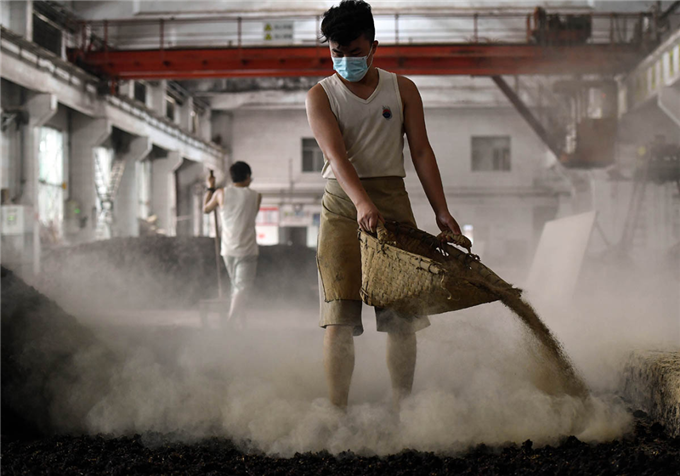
[387,332,417,409]
[323,325,355,408]
[226,257,256,328]
[227,288,248,326]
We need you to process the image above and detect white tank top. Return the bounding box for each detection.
[219,186,259,257]
[319,68,405,179]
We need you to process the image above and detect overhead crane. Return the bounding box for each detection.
[70,10,653,79]
[67,8,676,169]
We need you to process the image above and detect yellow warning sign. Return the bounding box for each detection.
[263,21,294,41]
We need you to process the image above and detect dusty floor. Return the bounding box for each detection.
[3,236,679,474]
[3,413,679,476]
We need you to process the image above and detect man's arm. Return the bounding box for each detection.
[305,84,383,232]
[398,76,461,235]
[203,174,223,214]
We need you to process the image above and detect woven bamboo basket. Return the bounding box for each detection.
[359,221,521,316]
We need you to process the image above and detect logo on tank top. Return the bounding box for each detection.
[382,106,392,120]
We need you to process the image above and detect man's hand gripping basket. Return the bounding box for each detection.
[359,222,521,316]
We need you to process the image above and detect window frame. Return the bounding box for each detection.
[471,135,512,172]
[37,126,65,241]
[165,95,177,122]
[134,81,148,106]
[301,137,325,173]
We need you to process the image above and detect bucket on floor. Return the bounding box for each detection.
[359,221,520,315]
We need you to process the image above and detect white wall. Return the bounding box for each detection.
[231,108,323,190]
[412,107,549,190]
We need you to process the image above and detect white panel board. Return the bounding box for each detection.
[525,211,596,303]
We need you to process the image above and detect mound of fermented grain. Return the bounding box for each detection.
[38,237,317,310]
[1,267,114,437]
[3,415,679,475]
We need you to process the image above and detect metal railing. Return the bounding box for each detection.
[74,11,657,53]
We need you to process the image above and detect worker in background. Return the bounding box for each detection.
[204,162,262,328]
[305,0,462,409]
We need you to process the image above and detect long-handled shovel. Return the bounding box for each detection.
[210,170,222,299]
[199,170,228,327]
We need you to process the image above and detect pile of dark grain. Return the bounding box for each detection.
[4,260,680,475]
[2,238,317,439]
[1,267,115,437]
[38,237,317,310]
[3,414,679,476]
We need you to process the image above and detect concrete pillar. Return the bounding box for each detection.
[23,93,57,276]
[4,0,33,40]
[1,81,28,200]
[113,136,151,237]
[69,116,111,244]
[179,96,193,132]
[152,150,182,235]
[149,80,168,119]
[198,108,212,142]
[118,81,134,101]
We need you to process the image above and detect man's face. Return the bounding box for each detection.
[329,35,377,59]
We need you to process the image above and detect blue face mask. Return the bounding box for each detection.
[332,50,373,82]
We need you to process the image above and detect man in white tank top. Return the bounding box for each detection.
[203,161,262,327]
[306,0,463,409]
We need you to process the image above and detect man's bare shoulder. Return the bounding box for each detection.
[396,75,418,93]
[396,75,420,104]
[306,83,330,105]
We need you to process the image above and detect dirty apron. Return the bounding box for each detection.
[317,177,431,336]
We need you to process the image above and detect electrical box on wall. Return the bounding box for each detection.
[1,205,34,277]
[1,205,29,235]
[65,199,86,232]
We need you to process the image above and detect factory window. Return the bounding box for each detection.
[33,13,62,57]
[136,159,152,220]
[471,136,511,172]
[134,81,147,105]
[165,96,176,122]
[302,138,325,173]
[94,146,114,239]
[38,127,64,243]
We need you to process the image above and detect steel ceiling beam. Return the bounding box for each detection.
[71,44,643,80]
[491,75,562,158]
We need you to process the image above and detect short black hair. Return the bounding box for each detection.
[321,0,375,46]
[230,161,251,183]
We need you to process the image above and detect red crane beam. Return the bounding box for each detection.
[71,44,643,79]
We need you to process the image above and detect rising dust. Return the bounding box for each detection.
[5,233,646,457]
